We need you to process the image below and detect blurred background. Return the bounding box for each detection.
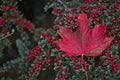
[0,0,55,65]
[18,0,55,29]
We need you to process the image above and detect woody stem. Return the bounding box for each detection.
[57,0,68,10]
[0,32,14,40]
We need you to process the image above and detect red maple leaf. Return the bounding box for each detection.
[56,12,114,56]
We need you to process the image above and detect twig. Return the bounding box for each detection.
[57,0,68,10]
[0,67,7,73]
[18,75,24,80]
[0,31,14,40]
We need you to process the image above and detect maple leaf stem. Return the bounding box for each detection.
[81,54,84,64]
[85,70,88,80]
[81,54,88,80]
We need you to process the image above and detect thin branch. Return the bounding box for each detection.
[57,0,68,10]
[0,67,7,73]
[18,75,24,80]
[0,31,14,40]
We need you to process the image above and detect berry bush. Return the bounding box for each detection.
[0,0,120,80]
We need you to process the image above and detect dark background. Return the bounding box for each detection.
[18,0,54,29]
